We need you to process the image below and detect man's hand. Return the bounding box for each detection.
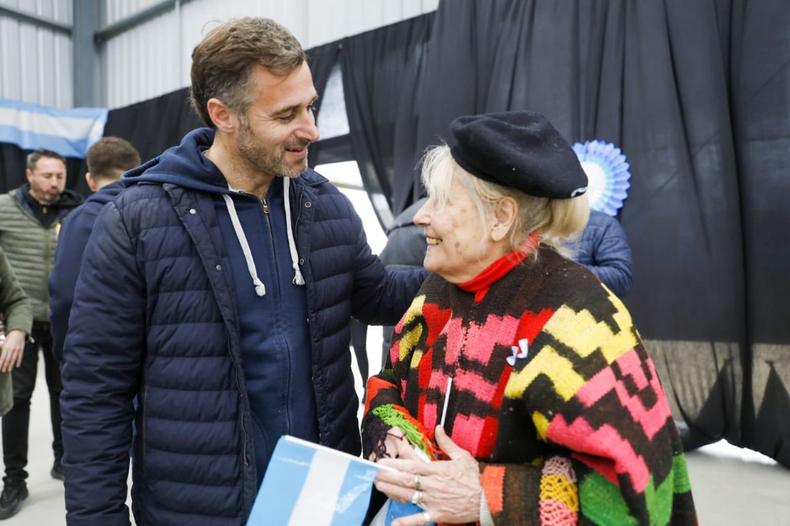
[0,329,26,373]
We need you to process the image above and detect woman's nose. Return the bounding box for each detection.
[413,203,430,226]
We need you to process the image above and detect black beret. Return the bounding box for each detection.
[449,111,588,199]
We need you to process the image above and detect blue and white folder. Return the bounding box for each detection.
[248,435,433,526]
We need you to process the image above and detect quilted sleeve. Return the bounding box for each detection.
[344,197,427,326]
[482,286,696,525]
[0,248,32,336]
[60,202,146,526]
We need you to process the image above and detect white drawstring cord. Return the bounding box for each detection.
[222,194,266,296]
[283,178,305,286]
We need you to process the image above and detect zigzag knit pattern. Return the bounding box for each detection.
[363,248,697,525]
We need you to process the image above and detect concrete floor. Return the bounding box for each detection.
[1,352,789,525]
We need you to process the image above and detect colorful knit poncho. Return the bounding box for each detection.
[362,247,696,525]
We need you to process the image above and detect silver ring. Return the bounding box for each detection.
[422,511,431,524]
[414,473,421,491]
[410,489,423,506]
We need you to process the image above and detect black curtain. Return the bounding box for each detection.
[388,0,789,466]
[728,0,790,464]
[306,41,345,169]
[103,87,203,164]
[341,13,435,229]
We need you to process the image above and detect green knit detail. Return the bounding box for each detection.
[379,368,396,383]
[371,404,432,457]
[644,474,673,525]
[671,454,692,494]
[579,472,638,525]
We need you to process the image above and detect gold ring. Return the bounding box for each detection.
[422,511,432,524]
[410,490,423,506]
[414,473,421,491]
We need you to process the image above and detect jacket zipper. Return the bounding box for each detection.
[294,187,305,236]
[141,384,148,453]
[291,187,322,444]
[227,336,249,467]
[262,198,291,436]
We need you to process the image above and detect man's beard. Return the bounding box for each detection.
[31,188,61,204]
[237,122,309,179]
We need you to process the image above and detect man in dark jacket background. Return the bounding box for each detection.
[574,209,633,297]
[60,17,425,526]
[0,148,83,520]
[49,137,141,361]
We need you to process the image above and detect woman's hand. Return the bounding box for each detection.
[375,426,482,525]
[369,426,420,462]
[0,330,26,373]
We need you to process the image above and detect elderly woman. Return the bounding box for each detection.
[363,112,696,525]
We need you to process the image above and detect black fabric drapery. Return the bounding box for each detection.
[728,0,790,461]
[341,13,435,229]
[306,41,344,169]
[103,87,203,164]
[389,0,789,466]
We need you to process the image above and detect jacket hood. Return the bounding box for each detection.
[123,128,230,194]
[58,188,85,208]
[123,127,329,193]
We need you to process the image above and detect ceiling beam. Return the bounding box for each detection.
[0,5,71,34]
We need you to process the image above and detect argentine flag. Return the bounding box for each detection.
[0,98,108,158]
[249,436,431,526]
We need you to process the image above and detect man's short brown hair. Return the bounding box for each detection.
[27,148,66,171]
[189,17,307,128]
[86,137,141,181]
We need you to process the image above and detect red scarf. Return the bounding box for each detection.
[457,233,540,303]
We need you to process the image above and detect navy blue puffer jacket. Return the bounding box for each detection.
[60,130,424,526]
[574,210,633,297]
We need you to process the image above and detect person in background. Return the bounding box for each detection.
[0,248,33,520]
[574,209,633,297]
[364,111,695,525]
[49,137,141,361]
[0,148,83,519]
[60,17,425,525]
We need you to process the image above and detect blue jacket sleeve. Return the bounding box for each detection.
[49,208,96,362]
[347,206,427,326]
[60,202,145,526]
[584,216,634,297]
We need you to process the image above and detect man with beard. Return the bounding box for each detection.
[59,17,425,526]
[0,149,83,520]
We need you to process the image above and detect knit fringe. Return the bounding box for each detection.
[371,404,441,459]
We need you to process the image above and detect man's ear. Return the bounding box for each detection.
[491,197,518,242]
[206,98,238,133]
[25,169,33,183]
[85,172,97,193]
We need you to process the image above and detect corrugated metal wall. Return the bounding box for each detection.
[0,0,73,108]
[0,0,437,109]
[101,0,439,108]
